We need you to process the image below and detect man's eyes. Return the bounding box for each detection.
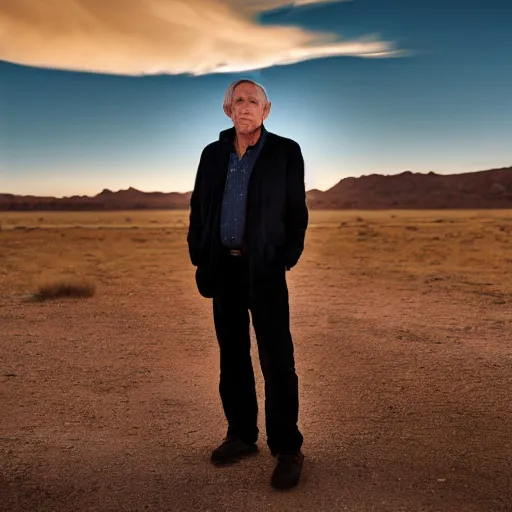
[235,98,258,104]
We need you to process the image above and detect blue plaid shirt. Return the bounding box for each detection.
[220,127,267,249]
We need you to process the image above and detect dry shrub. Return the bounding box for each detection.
[34,277,96,301]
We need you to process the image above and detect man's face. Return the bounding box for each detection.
[226,82,271,135]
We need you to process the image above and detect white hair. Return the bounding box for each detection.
[223,79,269,109]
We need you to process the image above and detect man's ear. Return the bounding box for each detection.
[263,102,271,120]
[223,104,232,118]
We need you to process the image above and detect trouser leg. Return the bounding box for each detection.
[250,266,303,454]
[212,255,258,444]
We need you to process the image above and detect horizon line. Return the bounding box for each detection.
[2,164,511,199]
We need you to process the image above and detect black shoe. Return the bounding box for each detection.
[211,436,258,466]
[271,450,304,490]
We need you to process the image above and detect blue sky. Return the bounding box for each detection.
[1,0,511,197]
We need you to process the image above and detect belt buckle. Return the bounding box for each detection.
[230,249,242,257]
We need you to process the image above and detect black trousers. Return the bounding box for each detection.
[212,249,303,455]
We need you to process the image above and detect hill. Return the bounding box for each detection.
[1,166,511,211]
[306,166,512,209]
[0,187,191,211]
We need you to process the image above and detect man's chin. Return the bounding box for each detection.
[235,123,259,135]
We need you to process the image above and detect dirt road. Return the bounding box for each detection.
[2,271,510,511]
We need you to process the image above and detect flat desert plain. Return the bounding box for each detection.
[1,209,511,512]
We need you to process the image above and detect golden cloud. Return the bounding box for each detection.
[0,0,401,76]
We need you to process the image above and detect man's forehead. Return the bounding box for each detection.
[233,83,263,97]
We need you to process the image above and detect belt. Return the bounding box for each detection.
[229,249,242,257]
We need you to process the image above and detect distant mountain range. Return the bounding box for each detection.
[0,187,192,211]
[309,166,512,209]
[1,166,511,211]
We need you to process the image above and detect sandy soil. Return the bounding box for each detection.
[1,210,511,512]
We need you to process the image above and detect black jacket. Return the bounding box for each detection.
[187,125,308,297]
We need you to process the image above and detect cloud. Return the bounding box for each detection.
[235,0,350,9]
[0,0,401,76]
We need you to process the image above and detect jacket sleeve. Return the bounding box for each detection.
[187,148,207,267]
[284,141,309,269]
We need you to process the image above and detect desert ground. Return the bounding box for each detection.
[1,209,511,512]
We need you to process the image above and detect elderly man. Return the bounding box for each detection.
[187,78,308,490]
